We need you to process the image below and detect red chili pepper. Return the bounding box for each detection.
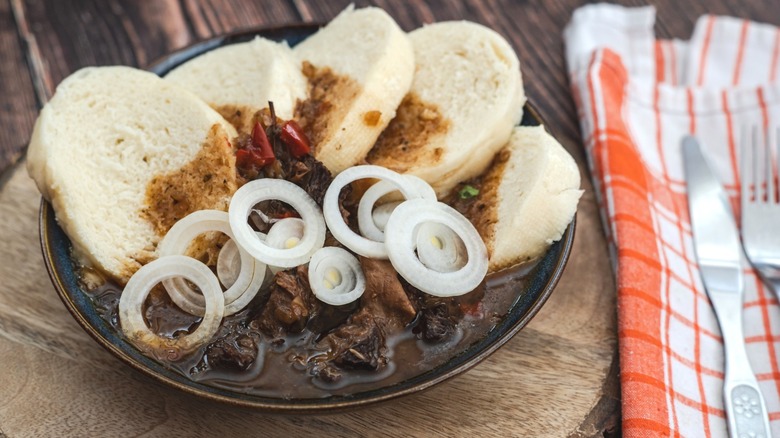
[279,120,311,158]
[251,121,275,162]
[236,122,276,169]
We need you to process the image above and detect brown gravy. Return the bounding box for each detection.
[83,261,536,398]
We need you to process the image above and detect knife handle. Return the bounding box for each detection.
[725,381,771,438]
[710,291,773,437]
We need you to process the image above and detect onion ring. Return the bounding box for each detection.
[308,247,366,306]
[357,175,436,241]
[216,239,241,288]
[157,210,265,316]
[324,165,420,258]
[416,222,468,273]
[384,199,488,296]
[119,255,224,357]
[216,231,265,288]
[229,179,326,268]
[265,218,306,250]
[368,201,401,239]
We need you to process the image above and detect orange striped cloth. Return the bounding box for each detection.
[565,5,780,437]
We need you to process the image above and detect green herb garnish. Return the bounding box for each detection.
[458,184,479,199]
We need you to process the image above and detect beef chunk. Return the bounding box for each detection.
[192,317,261,375]
[235,108,357,230]
[358,257,417,328]
[307,298,359,337]
[319,312,385,371]
[400,277,483,343]
[310,258,417,379]
[251,266,317,337]
[334,325,383,370]
[205,332,258,371]
[143,285,201,338]
[417,302,456,342]
[312,363,342,383]
[287,155,332,206]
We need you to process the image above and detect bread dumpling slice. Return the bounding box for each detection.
[367,21,525,197]
[27,66,239,283]
[450,126,582,272]
[293,6,415,173]
[164,36,308,133]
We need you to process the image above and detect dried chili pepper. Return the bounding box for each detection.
[236,121,276,170]
[279,120,311,158]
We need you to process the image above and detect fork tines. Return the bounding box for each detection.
[741,126,779,206]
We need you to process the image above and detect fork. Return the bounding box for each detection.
[740,126,780,296]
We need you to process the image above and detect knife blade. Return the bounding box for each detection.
[682,135,771,438]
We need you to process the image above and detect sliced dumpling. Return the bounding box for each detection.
[165,36,308,133]
[27,66,239,283]
[293,6,415,173]
[367,21,525,197]
[450,126,582,271]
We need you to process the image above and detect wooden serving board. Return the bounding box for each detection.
[0,145,617,436]
[0,0,624,435]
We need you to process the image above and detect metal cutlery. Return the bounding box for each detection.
[682,135,771,438]
[741,126,780,297]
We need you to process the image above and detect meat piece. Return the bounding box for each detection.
[416,302,456,342]
[306,298,359,337]
[334,324,383,370]
[358,257,417,328]
[251,265,318,337]
[312,363,342,383]
[320,311,385,371]
[205,332,258,371]
[143,285,201,338]
[401,277,485,343]
[191,317,261,375]
[287,154,332,206]
[310,258,418,379]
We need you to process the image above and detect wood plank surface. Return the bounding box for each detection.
[0,0,37,175]
[0,159,615,437]
[0,0,773,436]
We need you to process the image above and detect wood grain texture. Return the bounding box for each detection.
[8,0,780,436]
[0,0,615,436]
[0,0,37,176]
[0,161,613,438]
[181,0,299,40]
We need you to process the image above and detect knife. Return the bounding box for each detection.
[682,135,772,437]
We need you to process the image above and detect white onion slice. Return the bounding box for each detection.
[357,175,436,241]
[308,247,366,306]
[216,239,241,288]
[119,255,224,356]
[416,222,468,273]
[158,210,265,316]
[357,181,397,241]
[324,165,421,258]
[216,231,265,288]
[265,218,305,250]
[384,199,488,297]
[369,201,401,238]
[265,218,306,274]
[229,179,326,268]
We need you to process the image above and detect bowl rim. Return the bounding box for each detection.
[38,24,577,414]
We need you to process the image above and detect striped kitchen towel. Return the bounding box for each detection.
[565,4,780,437]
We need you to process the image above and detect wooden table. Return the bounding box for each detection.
[0,1,775,436]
